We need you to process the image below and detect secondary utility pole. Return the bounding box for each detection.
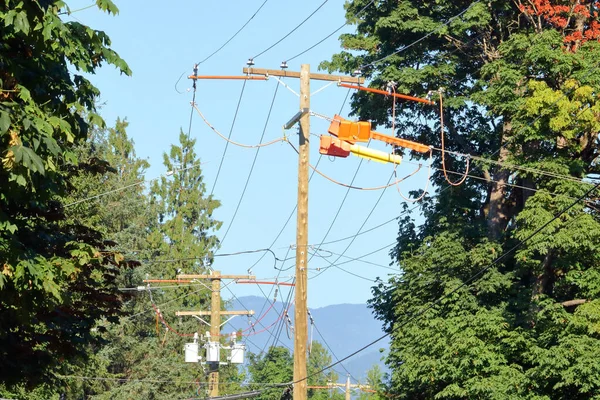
[243,66,363,400]
[175,271,254,397]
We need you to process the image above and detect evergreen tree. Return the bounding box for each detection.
[87,131,225,399]
[324,1,600,398]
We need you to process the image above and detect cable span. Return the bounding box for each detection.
[251,0,330,60]
[193,103,286,149]
[285,0,376,62]
[64,161,206,207]
[360,2,481,70]
[219,81,281,246]
[197,0,270,65]
[210,81,248,196]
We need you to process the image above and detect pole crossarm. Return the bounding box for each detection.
[177,274,255,280]
[189,75,268,81]
[243,67,364,84]
[176,310,255,316]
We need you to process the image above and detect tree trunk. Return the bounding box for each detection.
[487,121,512,240]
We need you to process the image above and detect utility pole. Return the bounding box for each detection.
[345,375,351,400]
[242,65,363,400]
[294,63,310,400]
[175,271,254,397]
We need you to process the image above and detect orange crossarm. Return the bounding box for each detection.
[370,131,430,153]
[143,279,196,284]
[236,280,295,287]
[188,75,268,80]
[339,83,434,105]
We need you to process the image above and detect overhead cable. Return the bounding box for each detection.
[197,0,270,65]
[251,0,330,60]
[219,81,281,246]
[210,81,248,196]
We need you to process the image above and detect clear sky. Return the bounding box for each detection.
[68,0,430,308]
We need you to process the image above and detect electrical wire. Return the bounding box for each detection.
[310,315,360,383]
[360,2,481,70]
[287,140,424,190]
[64,161,206,207]
[210,81,247,196]
[193,103,286,149]
[310,171,395,280]
[251,0,330,60]
[244,89,351,273]
[285,0,376,62]
[219,81,281,246]
[197,0,270,65]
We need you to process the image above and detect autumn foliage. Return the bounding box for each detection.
[519,0,600,48]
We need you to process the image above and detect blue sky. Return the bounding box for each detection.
[69,0,431,308]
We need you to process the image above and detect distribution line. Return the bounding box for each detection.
[210,81,247,196]
[285,0,376,62]
[287,140,424,190]
[292,181,600,387]
[219,81,281,246]
[64,161,206,207]
[310,171,395,280]
[249,245,293,346]
[308,247,398,272]
[360,2,481,70]
[251,0,330,60]
[197,0,270,65]
[244,89,351,292]
[193,103,286,149]
[310,314,360,383]
[431,145,597,187]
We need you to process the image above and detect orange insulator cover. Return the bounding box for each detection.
[319,135,351,158]
[338,120,371,143]
[327,115,370,143]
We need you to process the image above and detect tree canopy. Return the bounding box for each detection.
[325,0,600,398]
[0,0,132,390]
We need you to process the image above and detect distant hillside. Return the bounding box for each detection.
[226,296,388,382]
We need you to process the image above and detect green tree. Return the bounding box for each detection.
[247,343,344,400]
[84,131,226,400]
[248,346,294,400]
[0,0,131,394]
[325,0,600,398]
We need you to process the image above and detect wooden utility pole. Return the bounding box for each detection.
[175,271,254,397]
[294,63,310,400]
[243,66,363,400]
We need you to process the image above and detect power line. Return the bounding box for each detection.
[360,2,481,70]
[210,81,248,196]
[310,171,395,280]
[64,161,207,208]
[285,0,376,63]
[251,0,331,60]
[197,0,270,65]
[219,81,281,246]
[310,314,359,383]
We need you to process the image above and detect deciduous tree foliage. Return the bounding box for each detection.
[324,0,600,398]
[0,0,131,390]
